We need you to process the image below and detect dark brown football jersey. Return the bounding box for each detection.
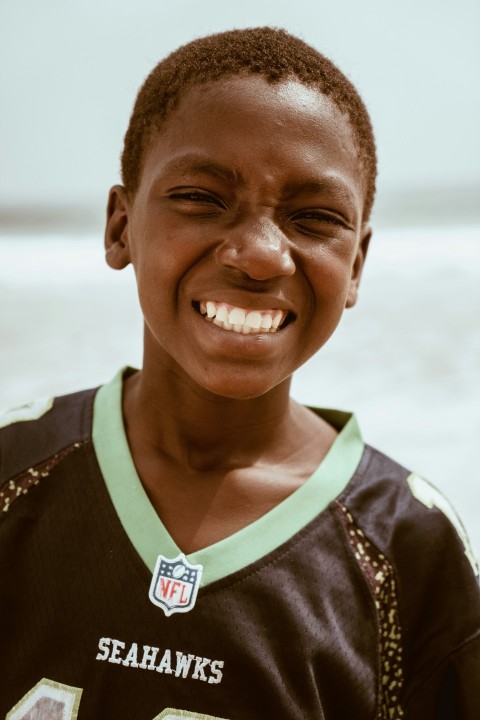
[1,370,479,719]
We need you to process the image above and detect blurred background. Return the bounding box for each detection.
[1,1,479,550]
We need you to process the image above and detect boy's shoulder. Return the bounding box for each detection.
[341,442,478,578]
[0,386,97,488]
[338,443,479,665]
[336,444,480,710]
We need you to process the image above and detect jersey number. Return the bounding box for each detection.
[8,679,228,719]
[6,679,82,720]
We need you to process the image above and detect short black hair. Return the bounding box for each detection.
[121,27,377,220]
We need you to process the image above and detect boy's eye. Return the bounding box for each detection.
[168,190,223,207]
[292,210,351,232]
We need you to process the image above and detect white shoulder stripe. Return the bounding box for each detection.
[0,397,54,429]
[407,472,479,577]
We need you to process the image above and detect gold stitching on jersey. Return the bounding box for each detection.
[336,503,404,720]
[0,442,84,516]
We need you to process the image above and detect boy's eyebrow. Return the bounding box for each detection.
[162,154,243,185]
[281,178,357,205]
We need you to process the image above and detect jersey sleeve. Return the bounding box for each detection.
[400,474,480,719]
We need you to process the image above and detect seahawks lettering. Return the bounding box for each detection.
[96,637,224,684]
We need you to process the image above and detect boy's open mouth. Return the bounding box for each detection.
[192,300,295,335]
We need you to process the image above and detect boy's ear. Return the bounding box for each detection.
[104,185,132,270]
[345,225,372,308]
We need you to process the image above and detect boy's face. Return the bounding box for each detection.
[106,75,370,400]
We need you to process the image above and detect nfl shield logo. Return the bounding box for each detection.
[149,553,203,616]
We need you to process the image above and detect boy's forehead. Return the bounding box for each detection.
[162,75,348,130]
[144,75,360,172]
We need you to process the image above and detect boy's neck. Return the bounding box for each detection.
[121,362,301,474]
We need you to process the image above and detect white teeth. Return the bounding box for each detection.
[245,311,262,330]
[197,300,289,335]
[228,308,246,325]
[206,301,216,318]
[260,314,273,330]
[272,311,283,329]
[216,306,229,322]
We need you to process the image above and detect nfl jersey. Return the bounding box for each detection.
[1,369,479,719]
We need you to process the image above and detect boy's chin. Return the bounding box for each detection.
[192,370,292,402]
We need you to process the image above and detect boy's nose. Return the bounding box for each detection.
[215,216,296,281]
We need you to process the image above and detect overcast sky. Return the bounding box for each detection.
[1,0,479,218]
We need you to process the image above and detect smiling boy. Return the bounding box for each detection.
[1,27,479,720]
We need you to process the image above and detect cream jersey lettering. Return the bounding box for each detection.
[0,369,479,719]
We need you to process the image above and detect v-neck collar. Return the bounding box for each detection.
[92,368,364,587]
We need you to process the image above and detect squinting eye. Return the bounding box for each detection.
[297,212,341,225]
[295,211,344,226]
[167,191,228,216]
[169,191,220,204]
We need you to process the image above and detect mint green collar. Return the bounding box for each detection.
[92,369,364,587]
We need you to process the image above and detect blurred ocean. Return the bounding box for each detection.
[1,225,479,552]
